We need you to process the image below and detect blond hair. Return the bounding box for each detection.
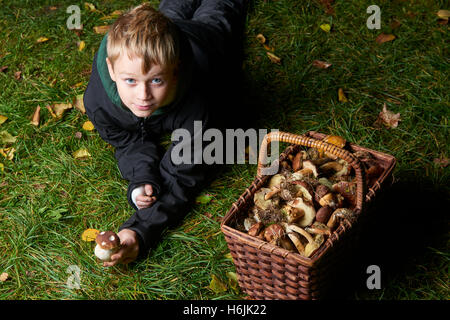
[107,3,179,73]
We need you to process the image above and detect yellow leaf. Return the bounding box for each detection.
[93,25,110,34]
[0,272,8,282]
[266,52,281,64]
[320,24,331,32]
[36,37,49,43]
[46,105,57,118]
[0,163,4,172]
[437,9,450,20]
[338,88,348,102]
[81,228,99,241]
[0,131,16,144]
[82,121,95,131]
[209,274,227,293]
[0,115,7,125]
[73,94,86,114]
[84,2,97,12]
[226,272,239,294]
[73,148,91,159]
[52,103,73,119]
[0,147,15,161]
[78,40,86,52]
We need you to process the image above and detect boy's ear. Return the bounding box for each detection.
[106,57,116,82]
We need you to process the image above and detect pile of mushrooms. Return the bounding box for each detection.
[240,135,383,258]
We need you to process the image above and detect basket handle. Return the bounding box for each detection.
[257,131,366,213]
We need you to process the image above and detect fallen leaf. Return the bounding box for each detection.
[256,34,266,44]
[46,105,57,118]
[195,193,213,204]
[71,82,85,89]
[0,163,3,172]
[226,272,239,294]
[31,105,40,126]
[209,274,227,293]
[81,228,99,241]
[266,52,281,64]
[263,44,274,52]
[437,9,450,20]
[0,66,8,72]
[312,60,332,69]
[320,24,331,32]
[93,25,110,34]
[73,148,91,159]
[82,121,95,131]
[73,94,85,114]
[0,272,9,282]
[376,103,401,129]
[0,115,7,125]
[74,132,83,139]
[438,19,449,25]
[338,88,348,102]
[433,157,448,168]
[0,147,15,161]
[390,19,401,29]
[376,33,396,44]
[319,0,335,15]
[36,37,49,43]
[84,2,97,12]
[78,40,86,52]
[52,103,73,119]
[0,130,16,144]
[14,71,22,80]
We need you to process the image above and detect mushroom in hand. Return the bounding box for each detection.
[94,231,120,261]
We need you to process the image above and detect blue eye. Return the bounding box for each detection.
[152,78,162,84]
[125,78,136,84]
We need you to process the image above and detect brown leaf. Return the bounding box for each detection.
[338,88,348,102]
[433,157,449,168]
[312,60,332,69]
[52,103,73,119]
[376,33,396,44]
[376,103,401,129]
[73,94,85,114]
[46,105,57,118]
[0,66,8,73]
[438,19,448,25]
[14,71,22,80]
[93,25,110,34]
[437,9,450,20]
[0,272,9,282]
[266,52,281,64]
[256,34,266,44]
[390,19,401,29]
[0,147,15,161]
[31,105,40,126]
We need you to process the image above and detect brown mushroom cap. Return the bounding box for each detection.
[287,197,316,227]
[95,231,120,250]
[292,152,303,171]
[314,184,330,204]
[264,224,285,242]
[248,222,264,237]
[315,206,334,223]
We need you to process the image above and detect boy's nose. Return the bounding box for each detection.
[138,84,152,101]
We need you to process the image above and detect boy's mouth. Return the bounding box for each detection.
[135,105,153,111]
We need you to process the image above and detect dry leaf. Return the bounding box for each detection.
[14,71,22,80]
[227,272,239,294]
[0,147,15,161]
[376,33,396,44]
[312,60,332,69]
[256,34,266,44]
[376,103,401,129]
[338,88,348,102]
[81,228,99,241]
[84,2,97,12]
[209,274,227,293]
[437,9,450,20]
[73,94,85,114]
[31,105,40,126]
[266,52,281,64]
[52,103,73,119]
[82,121,95,131]
[93,25,110,34]
[0,131,16,144]
[320,24,331,32]
[0,66,8,73]
[0,272,9,282]
[0,115,7,125]
[438,19,449,25]
[74,132,83,139]
[36,37,49,43]
[390,19,401,30]
[46,105,57,118]
[433,157,449,168]
[100,10,123,20]
[0,163,3,172]
[73,148,91,159]
[78,40,86,52]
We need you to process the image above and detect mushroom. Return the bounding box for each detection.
[292,152,303,171]
[94,231,120,261]
[263,223,285,243]
[286,197,316,227]
[254,188,279,210]
[279,234,296,252]
[320,160,349,179]
[264,186,281,200]
[291,180,314,202]
[302,161,319,178]
[326,208,356,230]
[248,222,264,237]
[286,224,322,258]
[281,204,305,223]
[332,181,357,206]
[267,174,286,189]
[244,217,257,231]
[318,177,333,189]
[314,184,330,204]
[315,206,334,224]
[305,222,331,237]
[318,193,337,208]
[287,232,305,254]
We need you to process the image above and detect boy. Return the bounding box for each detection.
[83,0,246,266]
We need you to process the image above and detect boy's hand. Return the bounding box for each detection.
[103,229,139,267]
[135,184,157,209]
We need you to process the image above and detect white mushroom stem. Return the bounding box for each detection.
[264,186,281,200]
[287,232,305,253]
[286,224,315,244]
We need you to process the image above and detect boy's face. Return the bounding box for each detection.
[106,50,178,118]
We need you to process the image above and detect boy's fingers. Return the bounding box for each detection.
[145,184,153,196]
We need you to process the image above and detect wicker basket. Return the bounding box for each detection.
[221,131,396,300]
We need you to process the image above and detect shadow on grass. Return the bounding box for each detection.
[329,177,449,300]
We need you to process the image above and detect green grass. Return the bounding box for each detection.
[0,0,448,300]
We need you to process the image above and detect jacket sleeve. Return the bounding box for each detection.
[86,107,163,209]
[118,97,217,256]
